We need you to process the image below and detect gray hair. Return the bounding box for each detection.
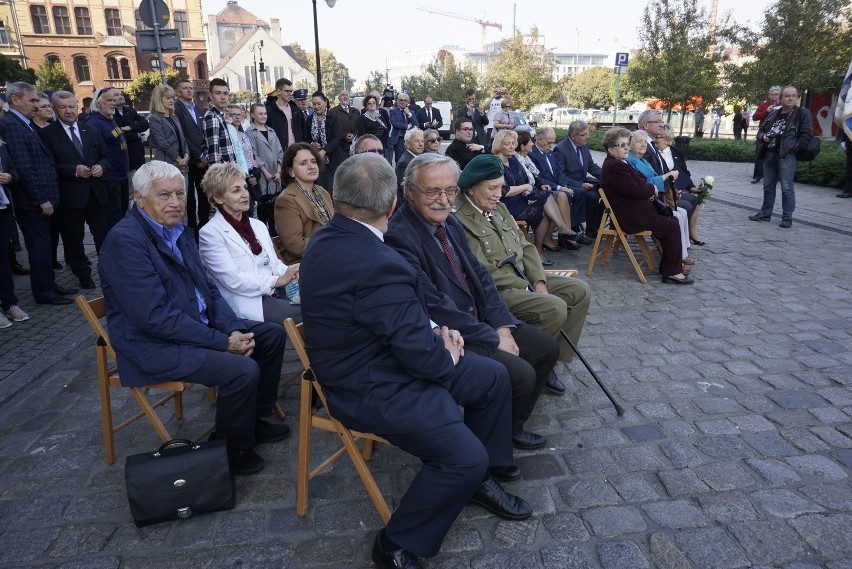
[636,109,662,130]
[6,82,35,106]
[403,153,460,199]
[490,129,517,154]
[333,153,396,221]
[51,91,75,106]
[567,120,589,137]
[404,127,423,143]
[629,129,650,144]
[351,134,382,156]
[133,160,184,197]
[537,126,555,138]
[602,127,631,151]
[769,85,782,93]
[90,87,114,114]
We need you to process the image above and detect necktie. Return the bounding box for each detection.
[576,146,584,168]
[28,121,39,135]
[427,108,432,123]
[545,152,554,175]
[434,225,473,299]
[69,125,84,156]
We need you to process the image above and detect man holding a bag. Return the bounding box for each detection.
[749,85,813,228]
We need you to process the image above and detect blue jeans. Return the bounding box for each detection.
[760,151,797,221]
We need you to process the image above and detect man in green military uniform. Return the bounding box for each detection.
[453,155,592,395]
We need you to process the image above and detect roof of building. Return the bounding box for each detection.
[216,1,270,29]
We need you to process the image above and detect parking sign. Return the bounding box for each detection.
[615,52,629,67]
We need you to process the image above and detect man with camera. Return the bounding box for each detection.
[750,86,782,184]
[456,89,490,147]
[748,85,812,228]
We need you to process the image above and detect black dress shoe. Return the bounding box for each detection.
[557,234,582,250]
[748,213,771,221]
[35,295,73,305]
[689,237,706,246]
[837,192,852,198]
[228,447,265,475]
[490,465,522,482]
[512,431,546,450]
[469,478,532,520]
[79,276,96,289]
[255,418,291,444]
[11,262,29,275]
[662,275,694,285]
[372,533,423,569]
[545,372,566,396]
[542,243,563,252]
[53,285,79,296]
[576,234,593,245]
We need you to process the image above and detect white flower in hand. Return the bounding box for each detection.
[704,176,714,185]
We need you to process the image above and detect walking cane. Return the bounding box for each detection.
[496,252,625,416]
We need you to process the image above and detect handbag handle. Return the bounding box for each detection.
[154,439,196,456]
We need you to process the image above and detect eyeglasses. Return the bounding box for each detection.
[418,186,459,200]
[614,143,630,148]
[364,148,385,155]
[458,127,473,132]
[426,138,440,143]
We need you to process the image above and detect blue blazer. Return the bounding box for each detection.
[299,214,460,435]
[553,138,602,191]
[388,107,418,147]
[385,202,520,352]
[529,145,570,190]
[0,111,59,209]
[98,207,245,387]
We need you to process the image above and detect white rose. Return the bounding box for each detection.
[704,176,714,185]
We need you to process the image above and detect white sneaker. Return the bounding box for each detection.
[4,305,29,322]
[0,313,11,329]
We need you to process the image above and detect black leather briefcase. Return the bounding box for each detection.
[124,438,236,527]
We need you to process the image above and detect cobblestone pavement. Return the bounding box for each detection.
[0,160,851,568]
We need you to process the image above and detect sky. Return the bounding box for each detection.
[202,0,768,84]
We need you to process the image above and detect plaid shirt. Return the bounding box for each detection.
[203,106,237,164]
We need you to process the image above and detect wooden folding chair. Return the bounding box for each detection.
[585,188,659,284]
[76,295,214,465]
[513,219,534,244]
[283,318,392,524]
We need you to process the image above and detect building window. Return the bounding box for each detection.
[150,57,160,70]
[174,57,187,79]
[120,58,131,79]
[0,22,9,46]
[47,55,61,67]
[195,59,206,80]
[74,8,92,35]
[74,56,91,82]
[107,57,119,79]
[30,6,50,34]
[104,8,121,36]
[174,11,188,38]
[134,10,149,31]
[53,7,73,35]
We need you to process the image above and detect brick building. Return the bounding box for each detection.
[15,0,207,103]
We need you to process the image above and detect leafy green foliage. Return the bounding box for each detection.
[725,0,852,103]
[286,42,311,70]
[302,49,352,95]
[400,51,480,107]
[35,61,73,93]
[123,69,181,103]
[484,28,558,110]
[563,67,614,110]
[0,54,36,85]
[231,89,255,103]
[363,70,388,95]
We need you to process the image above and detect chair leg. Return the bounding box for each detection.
[361,438,376,460]
[617,233,648,284]
[99,376,116,466]
[601,235,615,263]
[273,402,286,421]
[130,387,173,442]
[636,236,658,272]
[174,390,184,420]
[585,230,606,277]
[335,420,392,524]
[207,387,217,405]
[296,380,313,517]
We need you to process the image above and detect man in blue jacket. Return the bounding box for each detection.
[86,88,130,230]
[98,161,289,475]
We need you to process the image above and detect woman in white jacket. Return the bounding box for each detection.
[199,162,300,324]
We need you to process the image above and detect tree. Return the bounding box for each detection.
[0,54,36,85]
[563,66,614,109]
[35,61,73,93]
[724,0,852,104]
[286,42,311,70]
[484,28,558,110]
[397,51,480,107]
[123,69,182,103]
[363,69,388,95]
[627,0,727,133]
[231,89,255,103]
[301,49,352,95]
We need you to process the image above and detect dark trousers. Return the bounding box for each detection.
[676,192,697,220]
[0,208,18,309]
[181,321,286,449]
[16,207,56,301]
[845,141,852,193]
[584,189,603,234]
[474,323,558,436]
[753,139,765,180]
[187,162,210,231]
[569,187,589,227]
[57,199,109,280]
[104,180,126,232]
[646,215,684,277]
[380,351,512,558]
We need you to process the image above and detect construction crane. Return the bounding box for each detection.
[416,5,502,49]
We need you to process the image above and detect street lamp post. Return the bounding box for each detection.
[249,40,265,103]
[312,0,337,92]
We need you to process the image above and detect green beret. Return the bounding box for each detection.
[458,154,504,190]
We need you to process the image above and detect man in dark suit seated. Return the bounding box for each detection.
[300,153,531,569]
[394,128,424,203]
[41,91,110,290]
[386,153,559,453]
[416,95,443,131]
[98,160,290,475]
[445,119,487,170]
[553,120,604,237]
